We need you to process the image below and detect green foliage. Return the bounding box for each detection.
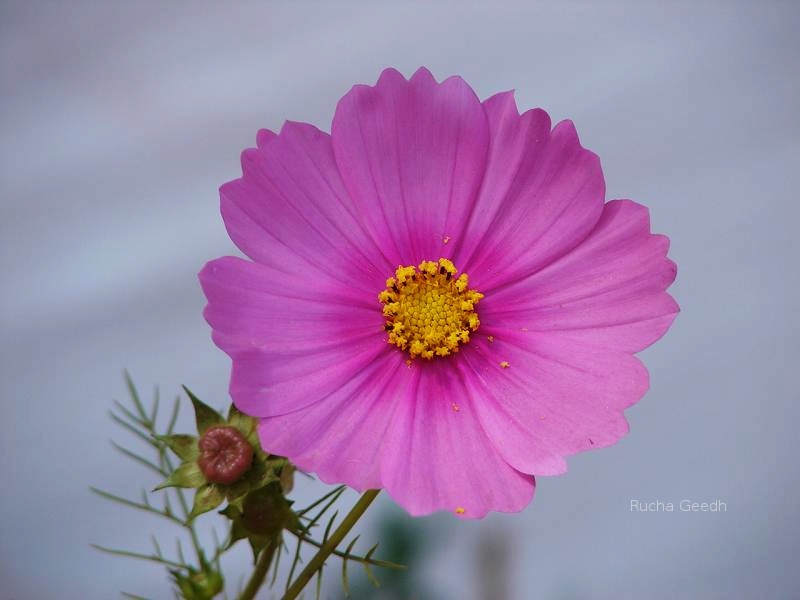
[92,373,227,598]
[92,374,404,600]
[151,385,289,518]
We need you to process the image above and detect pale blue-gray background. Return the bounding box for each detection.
[1,1,798,598]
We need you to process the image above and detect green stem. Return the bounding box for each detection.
[238,535,280,600]
[282,489,380,600]
[174,487,204,563]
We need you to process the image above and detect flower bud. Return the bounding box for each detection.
[173,567,224,600]
[197,425,253,485]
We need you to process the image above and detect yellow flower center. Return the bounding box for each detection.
[378,258,484,360]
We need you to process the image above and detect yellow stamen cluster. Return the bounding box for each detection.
[379,258,484,359]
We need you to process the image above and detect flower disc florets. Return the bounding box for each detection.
[379,258,483,359]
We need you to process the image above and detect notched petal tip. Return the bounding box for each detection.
[362,66,479,98]
[483,90,520,116]
[237,147,261,175]
[409,65,436,84]
[552,118,600,159]
[256,128,277,149]
[279,119,317,138]
[665,258,679,289]
[553,117,578,136]
[482,91,553,144]
[605,198,651,226]
[604,199,680,295]
[374,66,407,87]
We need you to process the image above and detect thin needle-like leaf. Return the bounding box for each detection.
[211,527,223,570]
[166,396,181,435]
[92,544,186,570]
[98,375,213,589]
[113,400,149,429]
[315,564,324,600]
[362,544,381,587]
[269,537,284,588]
[323,511,338,543]
[150,386,160,424]
[176,539,185,565]
[269,541,284,589]
[124,370,149,424]
[122,592,151,600]
[286,529,406,570]
[110,411,154,447]
[297,485,346,517]
[300,488,345,538]
[341,535,361,597]
[285,533,305,593]
[151,535,163,559]
[111,441,166,476]
[90,487,184,526]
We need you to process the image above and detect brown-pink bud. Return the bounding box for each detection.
[197,426,253,485]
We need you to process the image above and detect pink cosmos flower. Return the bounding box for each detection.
[199,67,678,519]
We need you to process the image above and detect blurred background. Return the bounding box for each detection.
[1,1,799,598]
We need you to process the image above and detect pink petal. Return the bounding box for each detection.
[257,349,410,490]
[331,67,489,266]
[453,92,604,292]
[482,199,679,353]
[220,120,391,294]
[199,256,387,417]
[380,361,535,519]
[199,70,680,520]
[458,333,647,476]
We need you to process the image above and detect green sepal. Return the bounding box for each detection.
[158,434,199,462]
[279,461,295,493]
[189,483,225,520]
[220,483,296,560]
[222,456,282,504]
[154,460,205,491]
[227,403,256,440]
[248,534,274,563]
[222,475,254,505]
[227,402,295,494]
[182,386,225,434]
[219,503,272,559]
